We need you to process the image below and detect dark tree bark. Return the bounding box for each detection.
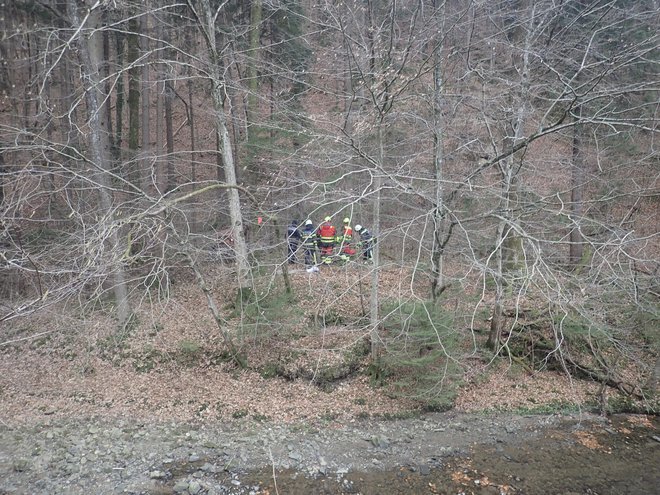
[140,10,151,193]
[127,15,141,185]
[127,17,140,150]
[102,25,116,157]
[114,31,125,152]
[187,55,198,231]
[246,0,262,139]
[164,80,175,192]
[570,110,586,267]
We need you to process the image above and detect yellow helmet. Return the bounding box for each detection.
[343,217,350,224]
[324,216,331,222]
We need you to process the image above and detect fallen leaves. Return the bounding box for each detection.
[454,360,602,413]
[625,415,655,429]
[574,430,612,454]
[449,461,514,494]
[0,264,646,428]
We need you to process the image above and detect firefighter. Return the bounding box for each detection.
[339,217,356,261]
[354,224,373,262]
[301,219,319,272]
[317,216,337,264]
[286,219,301,264]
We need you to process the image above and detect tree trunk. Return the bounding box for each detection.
[430,0,445,303]
[188,66,198,232]
[365,0,382,359]
[210,84,251,297]
[188,0,252,299]
[114,31,125,152]
[246,0,262,139]
[140,11,151,193]
[488,220,506,350]
[59,47,80,156]
[487,1,532,351]
[570,109,585,267]
[23,22,33,132]
[164,80,175,192]
[0,7,10,95]
[102,26,115,157]
[69,1,131,329]
[273,219,293,295]
[370,121,383,358]
[155,18,164,192]
[127,16,140,161]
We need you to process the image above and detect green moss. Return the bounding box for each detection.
[494,400,585,415]
[259,362,284,379]
[606,395,659,415]
[232,409,249,419]
[252,413,271,422]
[177,340,203,367]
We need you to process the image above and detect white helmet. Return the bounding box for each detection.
[355,224,362,232]
[305,219,313,226]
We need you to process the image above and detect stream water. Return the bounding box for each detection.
[227,414,660,495]
[1,413,657,495]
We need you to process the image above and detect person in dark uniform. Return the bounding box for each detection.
[354,224,373,262]
[301,219,319,272]
[286,219,301,263]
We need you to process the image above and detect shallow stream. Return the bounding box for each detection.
[1,413,657,495]
[230,414,659,494]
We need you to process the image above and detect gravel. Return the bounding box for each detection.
[0,411,584,494]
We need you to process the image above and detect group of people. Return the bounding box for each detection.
[287,216,373,271]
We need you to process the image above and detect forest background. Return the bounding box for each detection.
[0,0,658,422]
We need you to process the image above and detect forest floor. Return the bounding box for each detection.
[0,264,657,494]
[0,264,616,425]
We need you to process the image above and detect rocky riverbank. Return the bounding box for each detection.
[1,411,658,494]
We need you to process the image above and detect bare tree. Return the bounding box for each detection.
[67,0,132,329]
[186,0,253,301]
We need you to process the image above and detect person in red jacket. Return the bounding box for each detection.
[317,216,336,264]
[339,217,356,261]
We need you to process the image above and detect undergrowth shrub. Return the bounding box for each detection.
[233,290,298,323]
[380,300,461,410]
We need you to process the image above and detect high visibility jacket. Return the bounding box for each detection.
[302,225,317,247]
[318,222,336,245]
[343,225,353,242]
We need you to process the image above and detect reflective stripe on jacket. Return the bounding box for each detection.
[343,225,353,242]
[302,226,317,247]
[318,223,336,243]
[359,228,372,241]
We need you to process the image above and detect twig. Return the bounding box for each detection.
[268,447,279,495]
[1,329,55,347]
